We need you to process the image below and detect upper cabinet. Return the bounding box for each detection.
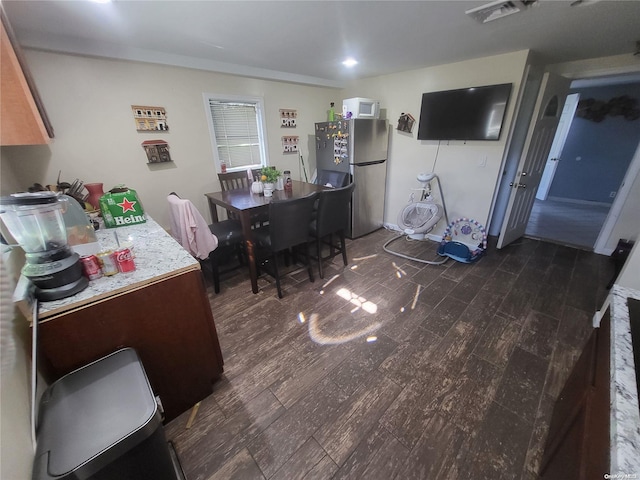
[1,10,54,146]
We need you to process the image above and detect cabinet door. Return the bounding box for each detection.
[585,309,610,479]
[0,12,53,145]
[37,270,223,422]
[543,332,596,453]
[541,399,589,480]
[540,309,611,479]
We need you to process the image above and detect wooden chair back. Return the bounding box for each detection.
[218,169,261,191]
[217,169,264,225]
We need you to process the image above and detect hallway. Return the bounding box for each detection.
[525,198,610,250]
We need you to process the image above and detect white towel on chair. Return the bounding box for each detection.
[167,195,218,260]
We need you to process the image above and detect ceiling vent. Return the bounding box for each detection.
[466,0,537,24]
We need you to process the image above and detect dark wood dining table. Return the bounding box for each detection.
[205,180,325,294]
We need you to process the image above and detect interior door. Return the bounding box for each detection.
[497,72,572,249]
[536,93,580,200]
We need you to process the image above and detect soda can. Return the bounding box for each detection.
[80,255,103,280]
[115,247,136,273]
[97,250,118,276]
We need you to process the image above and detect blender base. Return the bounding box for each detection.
[35,276,89,302]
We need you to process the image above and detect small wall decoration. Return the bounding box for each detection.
[576,96,639,122]
[132,105,169,131]
[142,139,172,163]
[282,135,299,154]
[397,112,416,133]
[280,109,297,128]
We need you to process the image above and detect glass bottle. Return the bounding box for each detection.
[283,170,292,192]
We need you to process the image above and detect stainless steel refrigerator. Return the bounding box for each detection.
[315,119,389,238]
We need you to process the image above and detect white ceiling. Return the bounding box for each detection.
[3,0,640,88]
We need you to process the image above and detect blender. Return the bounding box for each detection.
[0,192,89,301]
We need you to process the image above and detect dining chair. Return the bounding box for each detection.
[167,193,244,293]
[218,170,259,191]
[310,182,355,278]
[217,169,267,226]
[252,192,319,298]
[316,169,349,188]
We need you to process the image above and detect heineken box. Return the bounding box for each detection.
[99,186,146,228]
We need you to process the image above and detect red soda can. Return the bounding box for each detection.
[97,250,118,276]
[80,255,103,280]
[115,248,136,273]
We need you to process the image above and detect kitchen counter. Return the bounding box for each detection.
[609,284,640,474]
[31,215,224,421]
[37,216,199,319]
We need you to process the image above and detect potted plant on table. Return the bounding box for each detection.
[260,166,281,197]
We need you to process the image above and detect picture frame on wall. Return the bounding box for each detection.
[282,135,299,154]
[280,109,297,128]
[132,105,169,132]
[142,139,172,163]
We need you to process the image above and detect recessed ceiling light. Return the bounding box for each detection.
[342,58,358,68]
[89,0,112,4]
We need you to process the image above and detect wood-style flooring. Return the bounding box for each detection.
[166,229,614,480]
[525,198,610,250]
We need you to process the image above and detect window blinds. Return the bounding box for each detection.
[208,100,262,169]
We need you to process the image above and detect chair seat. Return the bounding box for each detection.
[209,219,243,247]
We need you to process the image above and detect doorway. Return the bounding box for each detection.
[524,79,640,250]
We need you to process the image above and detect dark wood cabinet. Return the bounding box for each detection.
[37,269,224,422]
[540,309,610,479]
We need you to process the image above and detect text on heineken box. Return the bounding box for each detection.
[115,215,145,225]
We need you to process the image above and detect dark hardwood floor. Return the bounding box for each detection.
[165,228,614,480]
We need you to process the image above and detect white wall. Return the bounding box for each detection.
[342,50,530,237]
[1,51,337,228]
[0,249,34,479]
[605,159,640,252]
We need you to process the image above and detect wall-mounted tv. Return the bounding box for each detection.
[417,83,512,141]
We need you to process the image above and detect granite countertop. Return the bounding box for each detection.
[609,284,640,474]
[37,216,198,319]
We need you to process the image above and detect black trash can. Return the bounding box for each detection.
[32,348,182,480]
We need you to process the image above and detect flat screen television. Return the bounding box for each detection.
[417,83,512,141]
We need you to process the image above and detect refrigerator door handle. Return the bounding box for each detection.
[350,159,387,167]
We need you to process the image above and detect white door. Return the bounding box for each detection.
[536,93,580,200]
[497,72,572,249]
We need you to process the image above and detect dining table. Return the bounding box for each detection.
[205,180,326,294]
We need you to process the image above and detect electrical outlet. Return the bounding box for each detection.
[478,155,487,168]
[610,191,617,198]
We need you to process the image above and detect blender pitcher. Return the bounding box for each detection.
[0,192,89,301]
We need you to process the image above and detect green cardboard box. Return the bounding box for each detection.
[99,186,146,228]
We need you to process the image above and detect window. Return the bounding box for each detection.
[204,94,269,172]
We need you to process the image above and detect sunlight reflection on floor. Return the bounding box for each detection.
[306,312,382,345]
[298,255,423,345]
